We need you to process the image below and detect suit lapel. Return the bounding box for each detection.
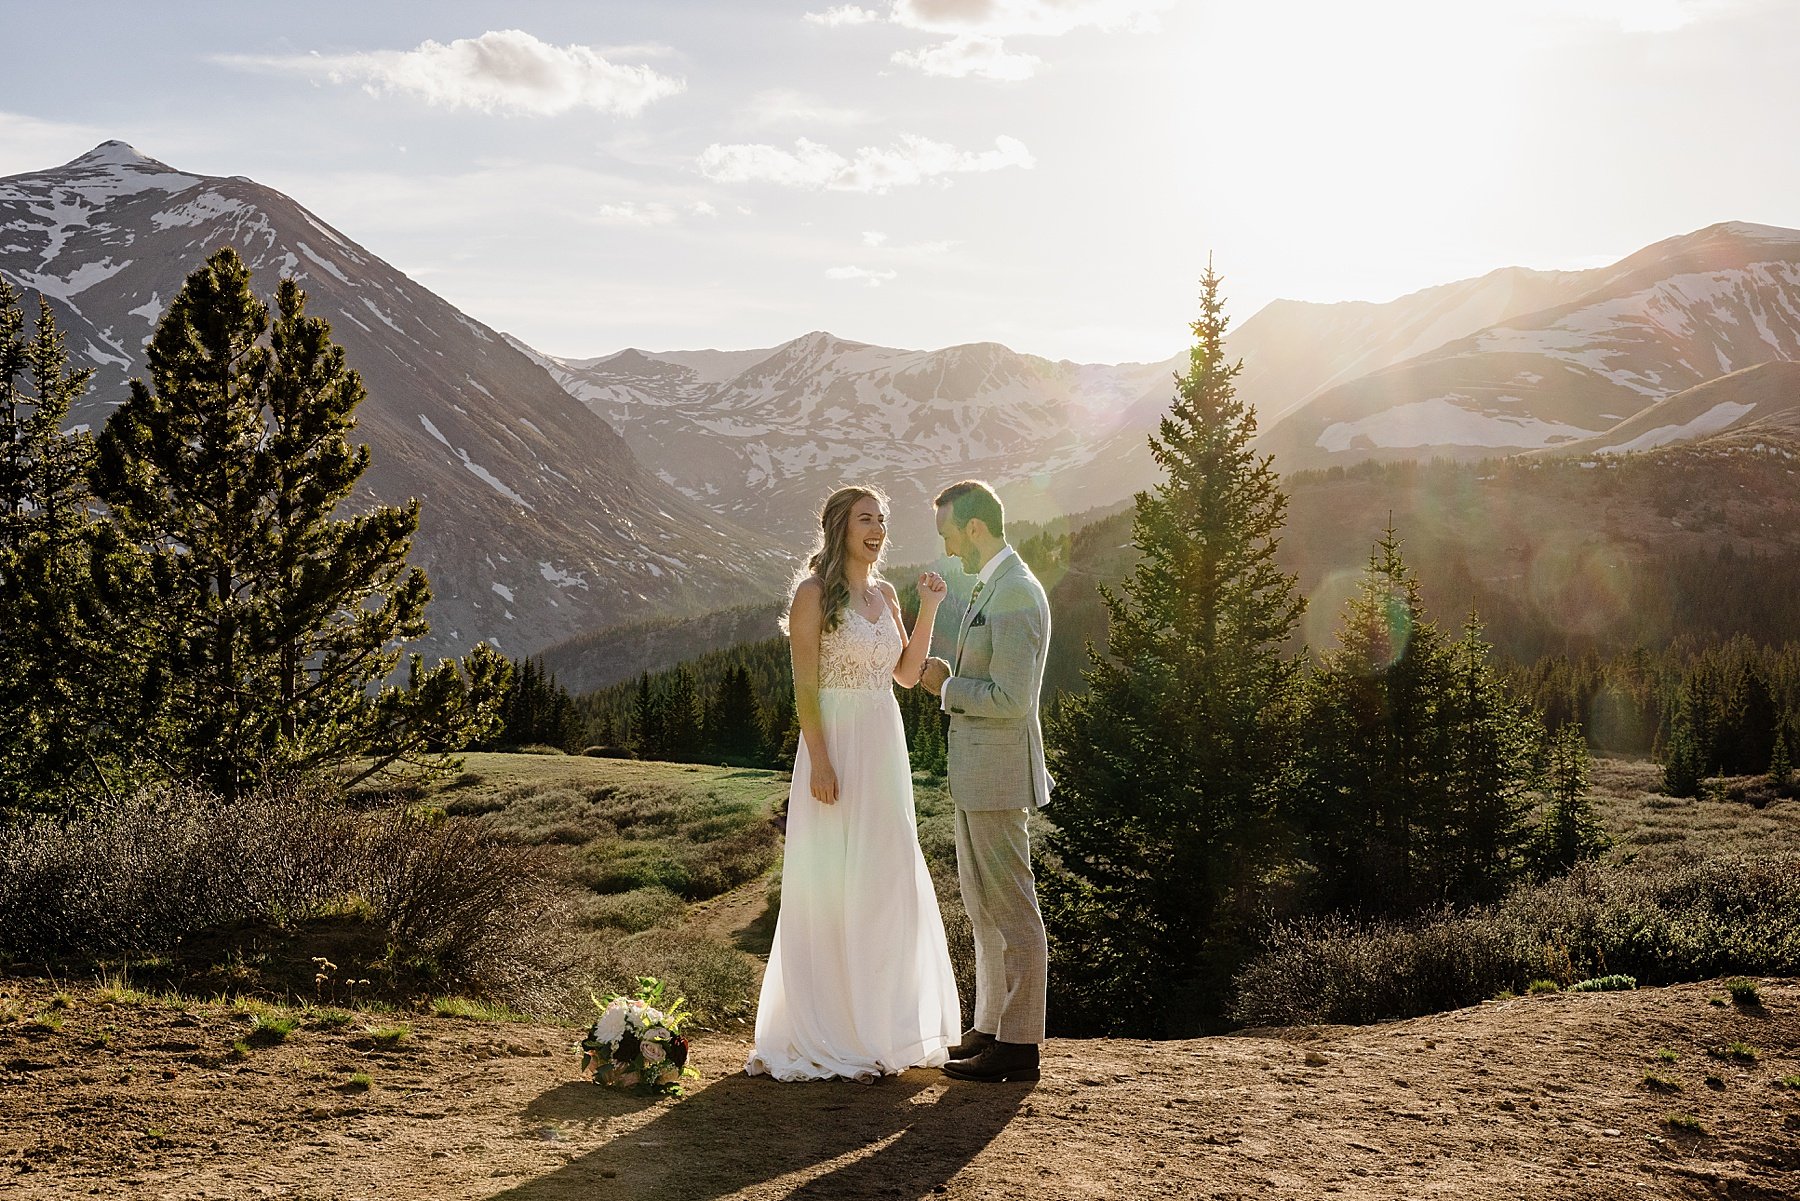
[955,552,1020,671]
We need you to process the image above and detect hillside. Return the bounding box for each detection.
[1262,222,1800,472]
[551,439,1800,701]
[0,142,789,658]
[1529,360,1800,458]
[515,258,1613,553]
[4,976,1795,1199]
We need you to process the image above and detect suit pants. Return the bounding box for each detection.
[954,805,1048,1045]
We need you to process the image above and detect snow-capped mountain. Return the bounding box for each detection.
[1261,222,1800,470]
[518,330,1180,554]
[1531,359,1800,458]
[519,258,1627,550]
[0,143,788,657]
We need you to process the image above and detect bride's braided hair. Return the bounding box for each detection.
[797,484,887,633]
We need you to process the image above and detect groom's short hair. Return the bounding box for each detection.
[935,480,1005,539]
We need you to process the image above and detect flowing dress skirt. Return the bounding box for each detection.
[745,687,961,1080]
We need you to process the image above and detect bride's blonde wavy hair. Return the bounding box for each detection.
[785,484,887,635]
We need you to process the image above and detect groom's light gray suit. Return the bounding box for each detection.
[941,549,1051,1045]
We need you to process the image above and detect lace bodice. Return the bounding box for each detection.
[818,609,903,690]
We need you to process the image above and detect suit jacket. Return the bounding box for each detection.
[941,552,1053,811]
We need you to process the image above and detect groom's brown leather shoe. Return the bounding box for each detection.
[947,1028,995,1059]
[942,1040,1039,1083]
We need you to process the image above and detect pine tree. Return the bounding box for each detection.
[1299,534,1542,911]
[1769,728,1793,795]
[486,657,581,751]
[661,667,701,762]
[88,247,502,795]
[1440,612,1542,902]
[1533,723,1605,873]
[1044,263,1305,1034]
[0,282,105,812]
[631,672,660,759]
[1661,694,1704,798]
[706,664,762,763]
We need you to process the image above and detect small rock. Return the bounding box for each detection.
[1603,1128,1621,1137]
[1498,1100,1515,1111]
[1303,1051,1329,1067]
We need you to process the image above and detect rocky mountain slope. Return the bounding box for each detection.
[519,258,1643,550]
[1527,359,1800,458]
[0,142,789,658]
[1263,222,1800,471]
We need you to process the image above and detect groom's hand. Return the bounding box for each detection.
[920,656,950,696]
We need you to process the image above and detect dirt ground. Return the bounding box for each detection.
[4,975,1797,1201]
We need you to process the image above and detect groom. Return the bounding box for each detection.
[920,480,1051,1085]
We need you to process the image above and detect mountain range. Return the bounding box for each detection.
[528,221,1800,558]
[7,141,1797,665]
[0,142,788,659]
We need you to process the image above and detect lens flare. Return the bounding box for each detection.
[1525,535,1636,640]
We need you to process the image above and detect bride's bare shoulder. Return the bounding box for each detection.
[791,575,825,608]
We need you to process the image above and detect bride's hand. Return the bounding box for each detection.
[811,759,839,805]
[917,572,948,608]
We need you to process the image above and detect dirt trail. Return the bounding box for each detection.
[4,977,1797,1200]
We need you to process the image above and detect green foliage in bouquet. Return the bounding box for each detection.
[580,976,699,1096]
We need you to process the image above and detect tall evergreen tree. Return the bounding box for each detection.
[487,657,581,750]
[1044,263,1305,1034]
[1298,533,1542,912]
[705,664,762,763]
[1533,723,1605,873]
[0,282,106,812]
[89,247,503,795]
[661,667,702,762]
[1440,613,1542,901]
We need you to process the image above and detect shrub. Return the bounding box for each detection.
[1567,974,1637,992]
[573,886,687,934]
[1230,853,1800,1027]
[580,928,755,1030]
[1725,979,1761,1006]
[0,779,576,1010]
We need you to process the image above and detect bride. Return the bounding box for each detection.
[745,485,962,1082]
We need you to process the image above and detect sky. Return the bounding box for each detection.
[2,0,1797,364]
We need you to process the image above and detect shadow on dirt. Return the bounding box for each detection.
[496,1069,1030,1200]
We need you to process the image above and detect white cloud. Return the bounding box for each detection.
[697,134,1033,193]
[894,34,1042,79]
[744,88,871,127]
[862,230,889,246]
[804,5,885,26]
[826,265,899,286]
[690,200,719,217]
[890,0,1171,36]
[595,201,676,225]
[219,29,684,117]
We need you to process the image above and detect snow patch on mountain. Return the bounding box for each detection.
[152,193,248,230]
[295,242,351,285]
[18,256,132,300]
[460,456,533,510]
[539,562,589,588]
[1596,401,1758,455]
[418,414,452,448]
[1318,398,1593,452]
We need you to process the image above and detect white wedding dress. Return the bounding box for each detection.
[745,607,961,1081]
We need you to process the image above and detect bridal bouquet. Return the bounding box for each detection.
[580,977,698,1096]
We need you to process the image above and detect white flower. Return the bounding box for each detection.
[593,1000,627,1045]
[641,1040,667,1063]
[641,1026,672,1042]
